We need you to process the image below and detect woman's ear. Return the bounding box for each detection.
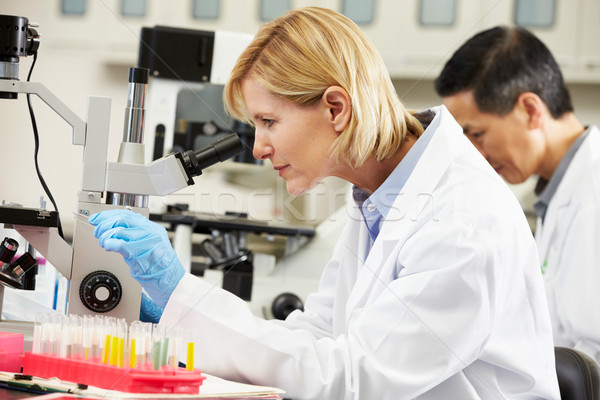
[517,92,545,130]
[323,86,351,133]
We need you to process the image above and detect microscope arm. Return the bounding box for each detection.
[0,80,86,146]
[0,83,113,282]
[0,80,89,282]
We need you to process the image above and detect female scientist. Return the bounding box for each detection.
[90,7,560,399]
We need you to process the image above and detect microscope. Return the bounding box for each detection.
[0,15,244,323]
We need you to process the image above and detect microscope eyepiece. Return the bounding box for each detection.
[181,133,244,178]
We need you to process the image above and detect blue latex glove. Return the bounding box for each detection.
[89,209,185,309]
[140,292,164,323]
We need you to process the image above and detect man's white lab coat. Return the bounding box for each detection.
[536,125,600,364]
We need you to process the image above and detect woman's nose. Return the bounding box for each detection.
[253,133,273,160]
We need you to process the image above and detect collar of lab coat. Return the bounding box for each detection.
[535,125,600,253]
[381,105,470,236]
[344,105,474,307]
[347,105,473,262]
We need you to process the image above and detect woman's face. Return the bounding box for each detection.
[242,79,341,196]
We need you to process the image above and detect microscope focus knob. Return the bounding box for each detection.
[79,270,122,313]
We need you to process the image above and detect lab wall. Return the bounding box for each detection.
[0,0,599,239]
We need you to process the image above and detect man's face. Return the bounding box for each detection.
[443,91,541,184]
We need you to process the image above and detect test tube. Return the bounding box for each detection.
[82,315,93,360]
[61,315,72,358]
[129,321,149,369]
[142,322,153,369]
[38,313,60,355]
[70,314,83,359]
[117,318,127,368]
[185,329,197,371]
[53,314,67,357]
[102,317,116,364]
[129,321,138,368]
[61,315,71,358]
[52,314,61,356]
[91,315,104,362]
[32,312,45,354]
[109,318,122,366]
[160,336,169,368]
[167,327,182,368]
[152,324,166,370]
[40,314,52,355]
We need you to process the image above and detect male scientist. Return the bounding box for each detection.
[435,25,600,363]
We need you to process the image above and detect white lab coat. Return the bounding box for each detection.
[161,106,560,399]
[536,125,600,364]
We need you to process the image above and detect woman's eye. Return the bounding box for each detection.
[263,119,274,128]
[470,131,484,139]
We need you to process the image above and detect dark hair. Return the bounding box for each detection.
[434,26,573,118]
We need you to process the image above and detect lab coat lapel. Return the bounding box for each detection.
[346,106,469,311]
[536,127,600,264]
[345,197,375,265]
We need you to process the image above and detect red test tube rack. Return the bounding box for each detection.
[21,352,206,394]
[25,314,204,394]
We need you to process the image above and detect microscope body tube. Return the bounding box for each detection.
[104,68,243,204]
[108,68,150,207]
[121,68,147,145]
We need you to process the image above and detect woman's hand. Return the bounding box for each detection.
[89,209,185,309]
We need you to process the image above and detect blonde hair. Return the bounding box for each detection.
[224,7,423,167]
